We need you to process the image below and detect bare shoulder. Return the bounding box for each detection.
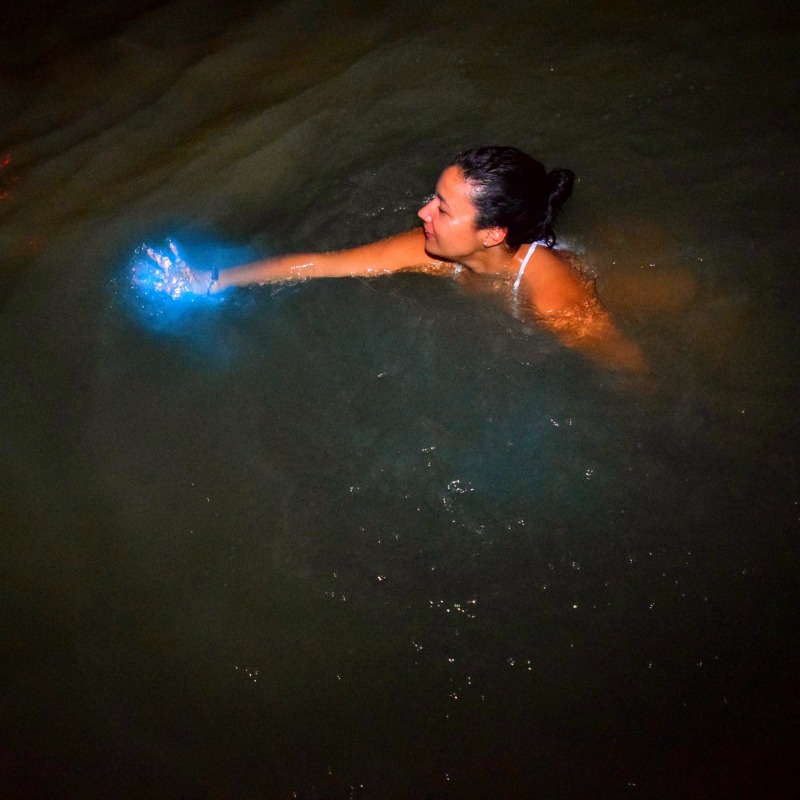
[524,245,591,315]
[517,245,648,374]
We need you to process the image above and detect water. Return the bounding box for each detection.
[1,1,798,797]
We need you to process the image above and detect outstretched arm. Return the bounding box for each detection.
[141,229,443,297]
[214,229,442,292]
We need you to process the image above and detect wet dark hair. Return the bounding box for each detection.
[451,146,575,249]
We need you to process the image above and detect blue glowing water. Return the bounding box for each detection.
[124,240,218,329]
[120,236,259,335]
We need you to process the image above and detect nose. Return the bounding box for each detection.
[418,196,434,221]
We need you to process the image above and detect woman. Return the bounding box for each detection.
[147,146,645,371]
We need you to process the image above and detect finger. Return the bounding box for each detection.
[146,248,173,271]
[168,241,188,270]
[145,247,160,265]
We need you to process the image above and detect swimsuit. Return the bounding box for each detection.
[512,241,541,298]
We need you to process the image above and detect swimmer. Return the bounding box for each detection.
[147,146,646,371]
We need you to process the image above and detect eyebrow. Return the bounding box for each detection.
[436,191,450,209]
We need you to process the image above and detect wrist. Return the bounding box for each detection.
[207,265,220,295]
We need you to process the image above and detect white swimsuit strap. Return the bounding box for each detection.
[512,241,540,296]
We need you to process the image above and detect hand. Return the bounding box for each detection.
[134,240,213,298]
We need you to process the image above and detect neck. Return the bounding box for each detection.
[463,243,527,276]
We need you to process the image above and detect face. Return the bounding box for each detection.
[417,166,484,260]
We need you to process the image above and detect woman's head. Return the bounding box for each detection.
[450,146,575,249]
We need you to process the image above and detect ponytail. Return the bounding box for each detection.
[538,168,575,246]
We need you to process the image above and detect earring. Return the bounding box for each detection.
[483,242,488,247]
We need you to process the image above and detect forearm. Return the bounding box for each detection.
[214,252,326,291]
[213,229,433,292]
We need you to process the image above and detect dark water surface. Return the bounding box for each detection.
[2,1,798,797]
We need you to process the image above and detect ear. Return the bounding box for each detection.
[480,225,508,248]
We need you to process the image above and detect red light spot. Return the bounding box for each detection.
[0,154,17,202]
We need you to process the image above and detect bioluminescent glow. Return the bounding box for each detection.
[122,238,222,334]
[137,239,210,299]
[120,236,256,336]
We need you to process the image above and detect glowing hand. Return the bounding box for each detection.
[135,240,214,298]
